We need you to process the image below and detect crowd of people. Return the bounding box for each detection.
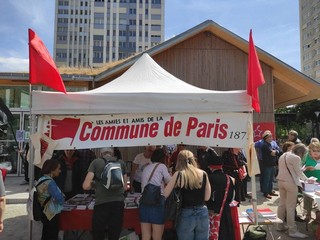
[2,128,320,239]
[254,129,320,239]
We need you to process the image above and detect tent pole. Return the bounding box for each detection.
[251,175,258,225]
[28,87,36,240]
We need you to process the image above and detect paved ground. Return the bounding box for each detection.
[1,176,316,239]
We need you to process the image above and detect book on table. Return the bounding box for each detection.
[246,208,272,223]
[257,208,277,219]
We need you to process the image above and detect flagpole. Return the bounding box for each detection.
[28,29,34,240]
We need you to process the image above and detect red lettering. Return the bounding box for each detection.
[218,124,228,139]
[213,119,220,138]
[197,122,207,137]
[186,117,229,140]
[91,126,102,141]
[186,117,198,136]
[79,122,159,141]
[149,123,159,137]
[79,122,92,141]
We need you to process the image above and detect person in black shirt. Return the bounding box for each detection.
[196,146,219,171]
[206,155,235,240]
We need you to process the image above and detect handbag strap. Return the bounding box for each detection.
[284,154,295,183]
[147,163,161,183]
[174,171,181,187]
[218,175,230,216]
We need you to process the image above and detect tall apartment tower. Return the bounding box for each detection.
[54,0,164,68]
[299,0,320,82]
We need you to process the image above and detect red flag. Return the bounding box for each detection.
[28,29,66,93]
[45,118,81,145]
[247,30,265,113]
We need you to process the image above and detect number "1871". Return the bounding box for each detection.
[229,131,247,139]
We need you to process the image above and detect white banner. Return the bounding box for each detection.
[37,112,251,150]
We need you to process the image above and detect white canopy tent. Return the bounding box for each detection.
[31,53,251,115]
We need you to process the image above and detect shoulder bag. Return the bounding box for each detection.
[165,171,182,223]
[209,175,230,240]
[139,163,161,206]
[232,154,246,180]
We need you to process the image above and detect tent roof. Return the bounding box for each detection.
[31,54,251,115]
[95,20,320,109]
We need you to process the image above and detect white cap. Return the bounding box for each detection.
[100,147,114,154]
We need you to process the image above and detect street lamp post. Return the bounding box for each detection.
[315,111,320,138]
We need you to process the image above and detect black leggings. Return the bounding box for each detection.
[41,213,59,240]
[92,201,125,240]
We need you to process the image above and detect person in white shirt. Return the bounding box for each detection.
[130,146,155,193]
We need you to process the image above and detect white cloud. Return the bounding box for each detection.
[0,57,29,72]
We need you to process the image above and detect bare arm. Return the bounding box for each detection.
[164,171,179,198]
[0,197,5,232]
[82,172,95,190]
[204,172,211,201]
[123,174,128,191]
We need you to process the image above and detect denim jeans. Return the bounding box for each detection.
[176,205,209,240]
[261,166,274,195]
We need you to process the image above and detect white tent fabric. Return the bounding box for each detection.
[31,53,251,115]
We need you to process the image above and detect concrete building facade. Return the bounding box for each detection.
[299,0,320,81]
[54,0,164,68]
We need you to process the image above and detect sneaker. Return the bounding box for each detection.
[263,194,272,199]
[269,192,279,196]
[288,231,308,238]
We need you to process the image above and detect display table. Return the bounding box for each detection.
[60,208,173,235]
[238,210,282,240]
[303,190,320,230]
[59,207,147,234]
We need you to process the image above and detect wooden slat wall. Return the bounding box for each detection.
[152,31,274,123]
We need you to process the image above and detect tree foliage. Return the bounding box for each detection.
[275,99,320,141]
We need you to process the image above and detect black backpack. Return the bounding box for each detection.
[27,178,52,221]
[99,158,124,190]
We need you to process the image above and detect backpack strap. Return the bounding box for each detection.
[147,163,161,183]
[36,178,52,207]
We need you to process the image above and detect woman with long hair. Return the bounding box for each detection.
[164,150,211,240]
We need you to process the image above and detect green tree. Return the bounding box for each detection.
[275,99,320,142]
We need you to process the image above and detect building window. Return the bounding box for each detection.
[129,8,136,14]
[94,51,103,58]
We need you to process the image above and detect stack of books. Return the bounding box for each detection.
[124,193,140,209]
[257,208,277,219]
[64,194,94,210]
[246,208,274,223]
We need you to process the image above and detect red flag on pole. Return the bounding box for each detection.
[247,29,265,113]
[28,29,66,93]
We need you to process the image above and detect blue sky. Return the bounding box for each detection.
[0,0,300,72]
